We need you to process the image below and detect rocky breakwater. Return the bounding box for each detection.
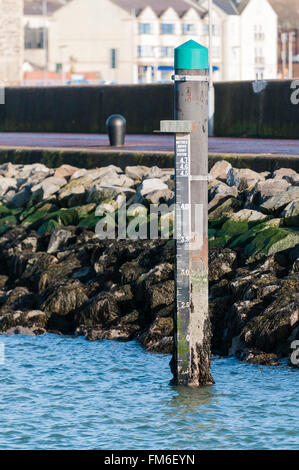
[0,161,297,367]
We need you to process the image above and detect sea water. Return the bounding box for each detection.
[0,334,297,450]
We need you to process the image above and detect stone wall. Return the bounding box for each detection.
[0,0,23,86]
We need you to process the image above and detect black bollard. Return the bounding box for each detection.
[106,114,126,147]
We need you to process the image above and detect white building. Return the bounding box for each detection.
[202,0,278,81]
[44,0,277,83]
[24,0,63,72]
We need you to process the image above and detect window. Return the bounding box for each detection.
[182,24,196,35]
[24,26,44,49]
[203,24,209,35]
[110,49,118,69]
[161,23,175,35]
[254,47,265,65]
[137,45,155,57]
[202,24,220,36]
[139,23,152,34]
[160,46,174,57]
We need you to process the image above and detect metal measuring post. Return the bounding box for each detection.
[160,40,214,387]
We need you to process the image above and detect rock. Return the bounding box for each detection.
[21,203,58,229]
[71,168,88,180]
[260,186,299,215]
[142,317,174,351]
[137,263,174,289]
[31,177,67,201]
[246,179,290,208]
[76,292,120,327]
[17,163,53,179]
[284,173,299,186]
[272,168,297,180]
[242,296,298,356]
[242,225,299,259]
[209,182,238,202]
[146,336,173,353]
[0,309,47,333]
[3,190,17,203]
[98,174,135,188]
[209,197,243,226]
[79,324,139,342]
[10,187,31,208]
[143,166,165,179]
[58,185,87,207]
[88,185,135,204]
[41,281,88,319]
[119,260,147,284]
[282,200,299,227]
[125,166,149,180]
[230,209,267,223]
[0,177,17,197]
[221,209,267,236]
[210,160,232,182]
[19,252,58,292]
[5,325,46,335]
[54,165,78,179]
[47,227,74,254]
[209,248,237,282]
[227,168,264,190]
[291,258,299,273]
[239,350,280,366]
[0,286,37,312]
[139,178,168,196]
[147,280,175,311]
[0,162,18,178]
[145,188,174,205]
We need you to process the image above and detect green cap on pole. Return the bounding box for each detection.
[174,40,209,70]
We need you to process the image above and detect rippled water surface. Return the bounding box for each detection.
[0,334,298,450]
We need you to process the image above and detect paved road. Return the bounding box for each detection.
[0,133,299,155]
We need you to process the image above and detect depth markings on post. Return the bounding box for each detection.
[175,133,191,380]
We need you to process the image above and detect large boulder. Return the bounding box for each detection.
[282,200,299,227]
[76,292,121,327]
[47,227,74,254]
[227,168,264,191]
[241,279,299,356]
[210,160,232,182]
[272,168,297,180]
[221,209,267,236]
[246,179,290,208]
[41,281,88,318]
[209,248,237,282]
[0,177,17,197]
[0,310,47,335]
[54,164,78,179]
[260,186,299,215]
[208,182,238,203]
[125,166,149,181]
[141,317,174,352]
[31,177,67,201]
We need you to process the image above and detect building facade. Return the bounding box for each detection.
[41,0,278,84]
[269,0,299,78]
[0,0,24,86]
[48,0,207,84]
[201,0,278,81]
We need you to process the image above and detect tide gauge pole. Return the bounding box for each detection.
[160,40,214,386]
